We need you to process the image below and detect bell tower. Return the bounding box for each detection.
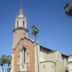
[12,8,28,49]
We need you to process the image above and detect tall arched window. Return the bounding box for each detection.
[23,21,25,27]
[22,47,26,63]
[17,20,18,27]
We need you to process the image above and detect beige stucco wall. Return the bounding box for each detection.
[56,60,65,72]
[39,48,48,61]
[47,51,65,72]
[12,29,28,49]
[63,58,68,71]
[34,43,40,72]
[39,61,56,72]
[68,56,72,72]
[39,49,66,72]
[47,51,62,61]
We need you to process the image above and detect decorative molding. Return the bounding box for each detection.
[13,27,29,32]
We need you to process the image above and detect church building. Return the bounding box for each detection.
[10,6,72,72]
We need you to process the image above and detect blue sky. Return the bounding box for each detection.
[0,0,72,58]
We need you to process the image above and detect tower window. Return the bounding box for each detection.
[17,20,18,27]
[22,47,26,63]
[23,21,24,27]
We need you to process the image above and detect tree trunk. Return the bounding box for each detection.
[7,65,11,72]
[2,66,4,72]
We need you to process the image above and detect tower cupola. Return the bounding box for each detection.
[15,8,27,29]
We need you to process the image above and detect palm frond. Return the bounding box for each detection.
[31,25,39,36]
[64,3,72,16]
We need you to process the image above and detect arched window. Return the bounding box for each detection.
[23,21,25,27]
[22,47,26,63]
[17,20,18,27]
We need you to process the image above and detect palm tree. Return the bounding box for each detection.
[64,3,72,16]
[0,55,7,72]
[31,25,39,72]
[0,57,4,72]
[6,56,11,67]
[31,25,39,41]
[6,55,11,72]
